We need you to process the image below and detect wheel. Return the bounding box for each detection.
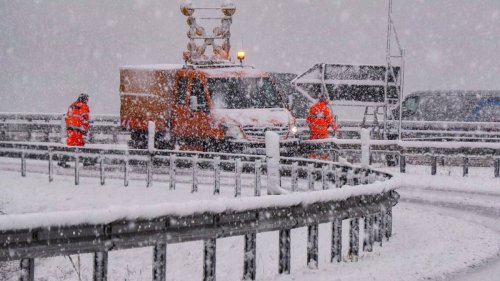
[129,131,147,149]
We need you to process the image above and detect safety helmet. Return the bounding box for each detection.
[78,93,89,103]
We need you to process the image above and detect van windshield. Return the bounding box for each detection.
[208,77,282,109]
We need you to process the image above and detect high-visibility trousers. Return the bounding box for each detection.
[66,129,85,147]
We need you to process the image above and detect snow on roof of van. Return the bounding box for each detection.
[198,66,268,78]
[120,64,184,70]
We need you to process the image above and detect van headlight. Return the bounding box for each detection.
[291,126,298,134]
[224,125,244,140]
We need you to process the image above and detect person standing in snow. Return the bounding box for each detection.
[306,94,338,159]
[58,93,90,167]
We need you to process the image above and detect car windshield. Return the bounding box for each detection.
[469,98,500,122]
[208,77,282,109]
[402,93,500,122]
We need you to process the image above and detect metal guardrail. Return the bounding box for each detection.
[0,141,397,281]
[296,118,500,141]
[311,138,500,176]
[0,113,123,144]
[2,112,499,145]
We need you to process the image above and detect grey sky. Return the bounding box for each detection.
[0,0,499,114]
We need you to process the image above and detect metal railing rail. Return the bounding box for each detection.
[302,139,500,177]
[0,141,393,188]
[0,141,398,281]
[2,112,499,144]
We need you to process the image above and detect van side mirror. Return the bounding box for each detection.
[189,96,199,111]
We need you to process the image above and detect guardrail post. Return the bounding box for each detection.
[75,151,80,186]
[349,218,359,261]
[360,128,370,166]
[243,232,256,280]
[48,148,53,182]
[307,163,314,191]
[386,207,393,239]
[148,121,155,151]
[291,162,298,192]
[495,159,500,178]
[203,239,216,281]
[21,149,26,177]
[100,152,105,186]
[373,213,381,244]
[400,154,406,173]
[347,170,354,186]
[363,216,373,252]
[379,211,386,246]
[278,229,291,274]
[152,242,167,281]
[254,159,261,196]
[333,150,339,162]
[368,172,375,184]
[112,129,118,144]
[307,224,319,268]
[214,156,220,195]
[60,115,66,144]
[463,157,469,177]
[93,251,108,281]
[331,218,342,263]
[147,153,153,188]
[20,258,35,281]
[369,214,375,249]
[124,151,129,187]
[192,155,198,193]
[431,156,437,176]
[321,165,328,190]
[235,158,242,197]
[169,154,176,190]
[361,170,369,185]
[335,168,342,189]
[265,131,281,195]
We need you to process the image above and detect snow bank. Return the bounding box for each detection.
[400,174,500,196]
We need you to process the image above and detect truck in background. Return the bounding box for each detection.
[119,2,298,153]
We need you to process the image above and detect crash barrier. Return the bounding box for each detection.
[296,119,500,142]
[307,138,500,177]
[0,141,398,281]
[5,112,498,145]
[0,113,122,144]
[398,141,500,177]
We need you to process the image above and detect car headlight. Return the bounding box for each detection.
[291,126,298,134]
[224,125,244,140]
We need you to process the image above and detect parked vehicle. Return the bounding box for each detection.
[399,90,500,141]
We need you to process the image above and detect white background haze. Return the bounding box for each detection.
[0,0,499,114]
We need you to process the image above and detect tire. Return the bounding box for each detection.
[129,131,148,149]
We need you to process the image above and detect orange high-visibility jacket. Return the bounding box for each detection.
[306,101,337,139]
[65,101,90,134]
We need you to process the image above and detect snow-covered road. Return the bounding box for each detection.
[1,161,499,280]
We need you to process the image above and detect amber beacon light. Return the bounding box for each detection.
[237,51,246,64]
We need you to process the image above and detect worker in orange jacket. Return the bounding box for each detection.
[306,94,338,159]
[65,93,90,146]
[306,94,337,139]
[58,93,90,167]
